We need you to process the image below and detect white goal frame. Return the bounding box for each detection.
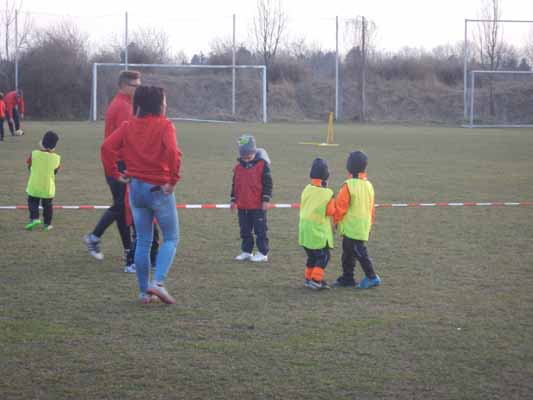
[91,63,268,123]
[465,70,533,128]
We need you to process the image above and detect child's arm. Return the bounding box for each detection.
[333,184,350,225]
[230,168,236,205]
[326,197,336,217]
[101,122,127,179]
[261,162,273,203]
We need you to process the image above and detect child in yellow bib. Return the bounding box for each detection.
[333,151,381,289]
[298,158,336,290]
[25,131,61,231]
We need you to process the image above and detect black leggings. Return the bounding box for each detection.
[28,196,53,225]
[92,176,132,250]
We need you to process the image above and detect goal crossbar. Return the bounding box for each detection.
[91,63,267,123]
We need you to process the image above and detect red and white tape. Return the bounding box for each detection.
[1,201,532,210]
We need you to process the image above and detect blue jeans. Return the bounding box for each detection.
[129,179,179,294]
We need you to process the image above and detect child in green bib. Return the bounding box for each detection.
[25,131,61,231]
[298,158,336,290]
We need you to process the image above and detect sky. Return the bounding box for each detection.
[17,0,533,58]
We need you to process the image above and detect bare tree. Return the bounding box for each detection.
[476,0,504,116]
[344,16,377,122]
[526,27,533,66]
[0,0,31,61]
[252,0,286,90]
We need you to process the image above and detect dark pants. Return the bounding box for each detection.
[304,247,330,269]
[7,108,20,135]
[92,176,131,250]
[28,196,53,225]
[341,236,376,280]
[238,209,269,255]
[130,223,160,266]
[0,117,4,140]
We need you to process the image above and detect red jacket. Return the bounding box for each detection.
[0,100,5,119]
[232,160,266,209]
[4,91,24,118]
[104,92,133,138]
[101,115,182,186]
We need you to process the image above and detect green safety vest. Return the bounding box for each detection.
[298,184,334,249]
[338,178,374,241]
[26,150,61,199]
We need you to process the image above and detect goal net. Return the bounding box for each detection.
[91,63,267,123]
[466,70,533,128]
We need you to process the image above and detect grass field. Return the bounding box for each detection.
[1,121,533,400]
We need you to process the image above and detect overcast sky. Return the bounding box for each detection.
[19,0,533,57]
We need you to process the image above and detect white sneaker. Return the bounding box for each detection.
[124,264,136,273]
[147,281,176,304]
[84,234,104,261]
[235,252,253,261]
[250,252,268,262]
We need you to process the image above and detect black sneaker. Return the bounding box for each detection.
[332,276,357,288]
[308,280,330,290]
[84,234,104,260]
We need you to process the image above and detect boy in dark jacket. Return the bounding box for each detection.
[231,135,273,262]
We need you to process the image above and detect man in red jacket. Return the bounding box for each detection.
[84,70,141,266]
[4,89,24,136]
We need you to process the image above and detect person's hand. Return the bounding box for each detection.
[162,183,175,194]
[230,201,237,213]
[117,173,130,184]
[262,201,270,211]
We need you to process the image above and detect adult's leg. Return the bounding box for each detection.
[238,209,254,253]
[7,109,15,135]
[252,209,269,255]
[13,108,20,131]
[92,176,131,251]
[152,191,179,283]
[129,180,154,295]
[42,198,53,226]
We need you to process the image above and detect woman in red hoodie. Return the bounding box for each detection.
[101,86,182,305]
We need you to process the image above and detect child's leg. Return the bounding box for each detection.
[353,240,376,279]
[252,209,269,255]
[27,196,40,221]
[238,209,254,253]
[304,247,316,281]
[340,236,357,283]
[7,112,14,135]
[311,248,330,283]
[42,198,53,226]
[0,118,4,140]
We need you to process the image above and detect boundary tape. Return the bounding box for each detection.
[1,202,532,210]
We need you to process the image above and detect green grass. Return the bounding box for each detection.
[1,121,533,399]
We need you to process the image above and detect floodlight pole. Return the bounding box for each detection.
[232,14,236,115]
[15,10,19,91]
[125,12,129,70]
[335,16,339,120]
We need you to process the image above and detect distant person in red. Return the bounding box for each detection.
[4,89,24,136]
[0,92,6,141]
[84,70,141,265]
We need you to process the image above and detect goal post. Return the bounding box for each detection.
[91,63,267,123]
[465,70,533,128]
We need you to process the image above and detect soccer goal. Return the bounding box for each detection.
[91,63,267,123]
[465,70,533,128]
